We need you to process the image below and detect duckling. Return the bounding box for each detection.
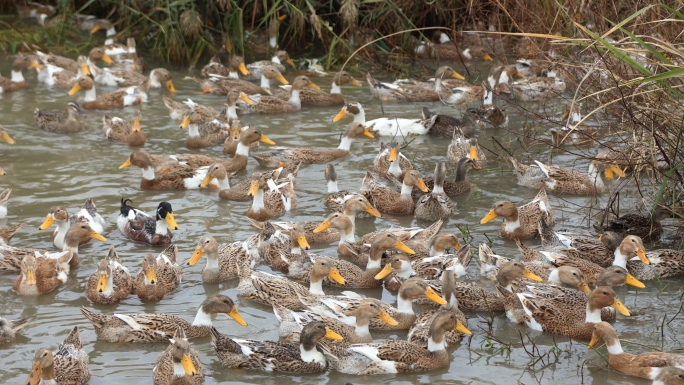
[0,56,43,93]
[415,162,454,221]
[134,248,183,301]
[333,101,434,136]
[85,246,132,305]
[480,189,555,239]
[26,327,90,385]
[162,96,220,122]
[600,206,678,242]
[186,235,261,283]
[201,55,250,78]
[34,101,86,133]
[0,316,31,345]
[80,294,246,343]
[118,199,178,246]
[373,140,413,179]
[252,122,374,167]
[212,321,342,373]
[361,170,429,215]
[446,135,486,165]
[246,173,297,221]
[68,76,147,109]
[0,188,10,219]
[589,322,684,380]
[153,328,204,385]
[38,198,106,249]
[13,251,73,295]
[322,311,470,374]
[238,76,320,114]
[244,50,295,81]
[421,107,466,137]
[104,109,146,146]
[276,70,363,106]
[179,110,232,149]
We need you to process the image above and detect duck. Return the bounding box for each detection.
[0,221,25,247]
[257,223,310,273]
[223,120,260,155]
[251,122,374,167]
[365,67,466,103]
[627,247,684,281]
[474,83,508,128]
[424,157,478,199]
[0,56,43,93]
[0,188,10,219]
[430,31,494,62]
[480,189,555,239]
[510,66,566,101]
[333,101,434,136]
[35,56,91,89]
[85,246,132,305]
[113,37,145,72]
[276,70,363,106]
[373,140,413,179]
[92,63,174,90]
[186,235,261,283]
[153,328,204,385]
[201,163,284,202]
[274,300,397,344]
[80,294,246,343]
[34,101,86,133]
[89,19,117,45]
[415,162,455,221]
[588,322,684,380]
[36,48,111,74]
[118,199,178,246]
[244,50,295,80]
[323,164,354,212]
[200,55,250,78]
[16,2,56,24]
[118,151,211,190]
[361,170,428,215]
[446,135,485,169]
[37,198,106,249]
[599,206,679,242]
[211,321,342,373]
[163,96,220,122]
[246,173,297,221]
[487,64,525,89]
[68,76,147,109]
[179,109,233,149]
[134,246,183,301]
[539,227,621,268]
[104,109,146,146]
[653,367,684,385]
[26,327,90,385]
[13,251,73,295]
[321,311,471,374]
[238,76,320,114]
[212,65,287,96]
[0,315,31,345]
[550,101,598,145]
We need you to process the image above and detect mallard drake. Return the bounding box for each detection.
[365,67,466,103]
[446,133,486,165]
[480,189,555,239]
[510,67,566,101]
[516,156,626,194]
[211,321,342,373]
[415,162,455,221]
[475,84,508,128]
[68,76,147,109]
[276,70,362,106]
[186,235,260,283]
[252,122,374,167]
[361,171,428,215]
[201,55,250,78]
[163,96,220,122]
[246,173,297,221]
[333,101,434,136]
[0,56,43,93]
[85,246,132,305]
[373,140,413,179]
[589,322,684,380]
[118,199,178,246]
[13,251,73,295]
[179,109,233,149]
[599,206,679,242]
[104,109,146,146]
[421,107,466,137]
[237,75,320,114]
[26,327,89,385]
[0,188,10,219]
[498,286,629,339]
[0,315,30,344]
[274,300,397,344]
[550,101,598,145]
[38,198,106,249]
[153,328,204,385]
[244,50,295,81]
[34,101,86,133]
[80,294,246,343]
[134,246,183,301]
[119,151,210,190]
[321,311,470,375]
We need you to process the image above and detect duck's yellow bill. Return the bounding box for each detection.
[239,92,255,105]
[451,71,465,80]
[276,74,289,85]
[395,240,415,255]
[132,118,142,132]
[68,83,81,95]
[30,62,44,70]
[307,82,321,90]
[179,116,190,129]
[102,54,113,64]
[188,247,203,266]
[165,213,179,230]
[426,287,447,305]
[313,220,330,233]
[145,267,157,284]
[90,25,101,34]
[374,264,393,280]
[286,59,295,68]
[587,334,600,349]
[200,173,213,188]
[90,230,107,242]
[248,181,259,197]
[625,273,645,288]
[297,234,310,250]
[25,269,37,286]
[328,267,346,284]
[362,128,375,139]
[333,109,347,122]
[469,145,479,160]
[415,178,429,193]
[378,310,398,326]
[365,205,381,218]
[0,133,14,145]
[181,354,196,375]
[259,134,275,145]
[455,321,472,335]
[97,273,108,292]
[349,78,363,87]
[228,307,248,326]
[324,327,344,341]
[277,14,288,21]
[636,248,649,265]
[483,53,494,62]
[119,158,132,169]
[480,209,497,224]
[80,63,91,76]
[238,63,250,76]
[523,268,543,282]
[388,147,398,162]
[27,362,41,385]
[611,165,626,178]
[39,215,55,230]
[577,280,591,294]
[611,298,631,316]
[166,80,176,93]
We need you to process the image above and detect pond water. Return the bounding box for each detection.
[0,55,682,385]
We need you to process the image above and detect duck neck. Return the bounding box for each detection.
[337,223,356,245]
[427,335,447,352]
[10,70,24,83]
[216,175,231,190]
[396,294,415,315]
[251,188,265,211]
[388,160,402,177]
[330,81,341,94]
[611,248,629,269]
[546,269,562,285]
[227,105,238,120]
[228,71,239,79]
[84,86,97,102]
[187,123,200,138]
[173,361,187,377]
[55,219,70,238]
[40,363,56,383]
[155,218,169,235]
[205,250,219,270]
[400,182,414,196]
[288,89,301,107]
[269,36,278,49]
[235,142,250,157]
[149,71,161,88]
[191,308,213,326]
[327,180,339,193]
[101,273,114,296]
[271,55,281,64]
[585,303,602,324]
[604,337,625,355]
[366,246,384,270]
[355,317,371,338]
[503,215,521,233]
[483,91,493,105]
[352,109,366,124]
[141,166,155,181]
[309,276,325,295]
[571,111,581,123]
[396,262,416,279]
[260,75,271,89]
[587,162,605,189]
[337,136,354,151]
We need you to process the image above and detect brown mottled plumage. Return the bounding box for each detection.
[480,189,555,239]
[361,170,429,215]
[153,328,204,385]
[68,76,147,110]
[0,316,31,344]
[186,235,260,283]
[35,101,86,133]
[104,109,146,146]
[0,56,42,93]
[134,247,182,301]
[26,327,90,385]
[85,246,133,305]
[238,76,320,114]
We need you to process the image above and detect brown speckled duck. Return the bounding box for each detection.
[34,101,86,133]
[153,328,204,385]
[0,56,43,93]
[361,170,428,215]
[104,109,146,146]
[480,189,555,239]
[134,246,183,301]
[85,246,132,305]
[26,327,90,385]
[238,76,320,114]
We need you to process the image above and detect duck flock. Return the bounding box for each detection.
[1,5,684,385]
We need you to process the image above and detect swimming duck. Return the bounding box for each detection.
[0,221,25,247]
[104,109,146,146]
[276,70,363,106]
[373,140,413,179]
[480,189,555,239]
[179,109,232,149]
[16,2,56,24]
[422,107,467,137]
[80,294,246,343]
[333,101,434,136]
[212,321,342,373]
[0,56,43,93]
[92,64,174,90]
[475,84,508,128]
[323,164,353,211]
[118,199,178,246]
[415,162,455,221]
[134,247,183,301]
[36,48,111,74]
[244,50,295,81]
[653,367,684,385]
[599,206,679,242]
[111,38,145,72]
[34,101,86,134]
[201,55,250,78]
[89,19,117,45]
[510,66,566,101]
[13,250,73,295]
[26,326,90,385]
[201,164,283,202]
[516,156,626,195]
[589,322,684,380]
[238,76,320,114]
[163,96,220,122]
[627,247,684,281]
[550,101,598,146]
[257,223,310,273]
[365,67,465,102]
[223,120,260,155]
[539,227,621,268]
[0,315,30,345]
[423,157,478,198]
[0,188,10,219]
[361,170,428,215]
[38,198,106,249]
[85,246,132,305]
[246,173,297,221]
[119,150,210,190]
[430,31,494,62]
[487,64,525,90]
[322,311,470,375]
[210,65,285,97]
[252,122,374,167]
[35,56,90,89]
[153,328,204,385]
[187,235,261,283]
[68,76,147,109]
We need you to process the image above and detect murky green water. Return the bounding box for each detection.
[1,57,682,385]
